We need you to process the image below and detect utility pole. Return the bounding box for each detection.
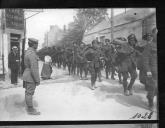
[1,10,5,80]
[22,10,26,74]
[111,8,114,41]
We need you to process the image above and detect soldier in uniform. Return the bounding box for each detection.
[142,30,157,110]
[65,46,73,75]
[95,38,103,82]
[23,38,40,115]
[135,34,149,90]
[113,36,137,96]
[77,43,88,79]
[84,40,102,90]
[8,46,19,85]
[103,39,116,80]
[71,42,78,75]
[61,45,67,70]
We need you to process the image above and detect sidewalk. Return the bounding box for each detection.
[0,77,23,90]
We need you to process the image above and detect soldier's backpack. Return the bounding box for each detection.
[83,46,95,61]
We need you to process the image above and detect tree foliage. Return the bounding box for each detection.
[58,9,108,46]
[75,9,108,30]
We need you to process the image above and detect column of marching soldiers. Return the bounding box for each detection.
[38,27,157,111]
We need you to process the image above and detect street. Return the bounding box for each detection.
[0,61,157,121]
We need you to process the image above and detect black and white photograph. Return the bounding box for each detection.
[0,8,158,121]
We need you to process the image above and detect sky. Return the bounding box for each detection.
[26,9,128,49]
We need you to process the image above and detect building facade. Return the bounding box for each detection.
[83,8,156,44]
[0,9,24,80]
[43,25,65,48]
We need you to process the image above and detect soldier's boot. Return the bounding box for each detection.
[147,95,154,111]
[27,106,41,115]
[128,82,134,95]
[84,75,88,80]
[80,75,83,80]
[123,80,129,96]
[128,72,137,95]
[118,73,122,84]
[91,82,95,90]
[119,79,122,84]
[111,75,115,80]
[111,70,116,80]
[25,95,40,115]
[128,89,133,96]
[106,71,109,79]
[68,67,71,75]
[77,68,80,76]
[98,72,102,82]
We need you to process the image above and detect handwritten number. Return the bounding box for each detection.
[148,111,153,119]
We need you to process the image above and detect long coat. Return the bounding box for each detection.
[8,51,19,70]
[142,41,157,78]
[23,47,40,83]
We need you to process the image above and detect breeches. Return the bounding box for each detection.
[24,82,36,96]
[11,68,18,83]
[89,67,100,83]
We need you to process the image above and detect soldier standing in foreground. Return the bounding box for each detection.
[23,38,40,115]
[142,29,158,110]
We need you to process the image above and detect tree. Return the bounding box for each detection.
[61,9,108,46]
[75,9,108,30]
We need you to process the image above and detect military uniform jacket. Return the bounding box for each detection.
[84,47,101,68]
[142,41,157,74]
[23,47,40,83]
[77,47,87,63]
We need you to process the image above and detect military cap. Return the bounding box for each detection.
[105,39,110,42]
[28,38,38,44]
[92,39,97,45]
[127,34,136,40]
[116,37,127,42]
